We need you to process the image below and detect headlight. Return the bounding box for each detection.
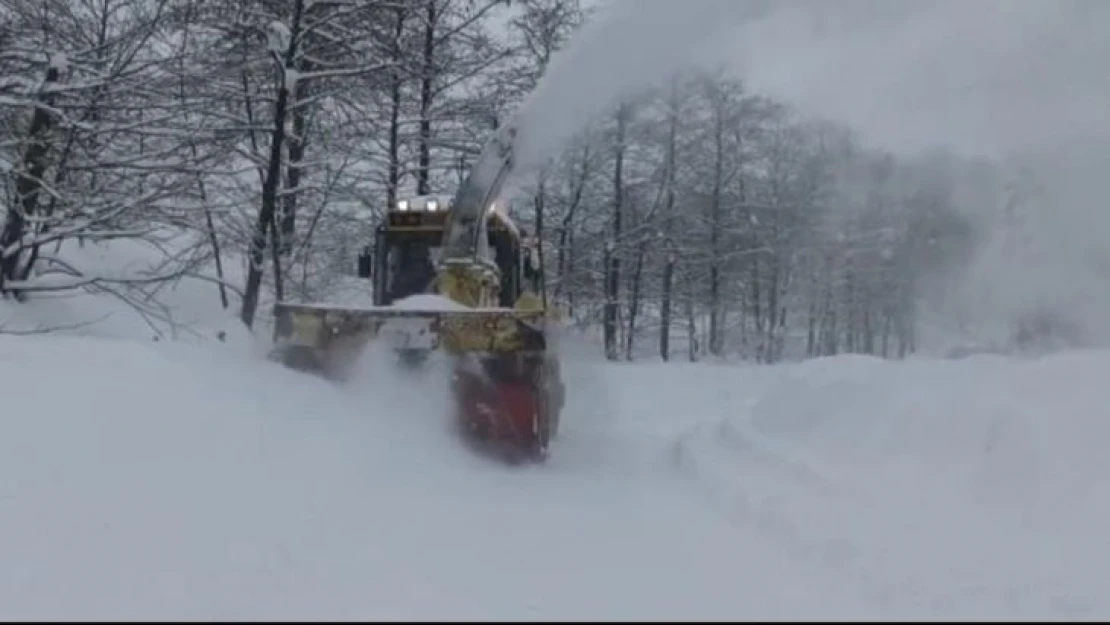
[426,199,439,211]
[398,199,410,211]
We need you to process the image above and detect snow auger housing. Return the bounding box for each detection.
[271,121,565,461]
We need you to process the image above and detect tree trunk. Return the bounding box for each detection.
[386,5,407,211]
[0,64,61,293]
[845,269,857,353]
[862,304,874,354]
[417,0,436,195]
[603,103,628,361]
[660,253,675,361]
[280,71,308,256]
[625,239,647,360]
[806,299,817,357]
[659,81,679,362]
[555,144,588,305]
[881,307,892,358]
[176,9,228,309]
[533,178,548,306]
[708,102,725,356]
[241,0,304,329]
[764,258,780,362]
[686,274,698,362]
[749,257,761,359]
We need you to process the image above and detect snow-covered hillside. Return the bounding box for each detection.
[2,302,1110,618]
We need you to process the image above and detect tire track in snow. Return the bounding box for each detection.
[670,419,863,563]
[668,409,1100,619]
[670,419,974,615]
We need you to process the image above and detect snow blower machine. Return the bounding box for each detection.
[269,122,565,463]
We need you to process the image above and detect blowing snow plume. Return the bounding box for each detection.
[514,0,1110,349]
[515,0,1107,165]
[715,0,1110,348]
[509,0,764,173]
[725,0,1110,158]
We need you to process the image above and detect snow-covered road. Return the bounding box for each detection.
[2,332,1108,619]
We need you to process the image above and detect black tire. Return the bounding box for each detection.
[396,348,430,368]
[271,345,325,374]
[540,358,563,441]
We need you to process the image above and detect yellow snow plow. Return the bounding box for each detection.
[270,136,566,462]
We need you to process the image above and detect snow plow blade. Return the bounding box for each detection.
[269,301,563,462]
[270,302,548,374]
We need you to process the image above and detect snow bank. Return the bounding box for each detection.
[0,335,466,620]
[746,352,1110,516]
[672,351,1110,618]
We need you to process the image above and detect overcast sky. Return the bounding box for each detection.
[514,0,1109,161]
[721,0,1110,158]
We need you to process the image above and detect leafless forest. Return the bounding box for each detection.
[2,0,1035,362]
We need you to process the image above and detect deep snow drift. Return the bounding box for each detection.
[0,334,872,620]
[671,352,1110,618]
[2,319,1109,618]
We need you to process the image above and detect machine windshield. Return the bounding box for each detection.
[386,239,437,303]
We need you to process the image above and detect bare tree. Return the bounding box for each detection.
[0,0,216,324]
[0,0,992,362]
[602,101,632,360]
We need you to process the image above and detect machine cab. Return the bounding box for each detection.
[360,194,541,308]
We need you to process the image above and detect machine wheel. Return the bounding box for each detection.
[396,348,430,369]
[522,355,560,448]
[270,344,325,376]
